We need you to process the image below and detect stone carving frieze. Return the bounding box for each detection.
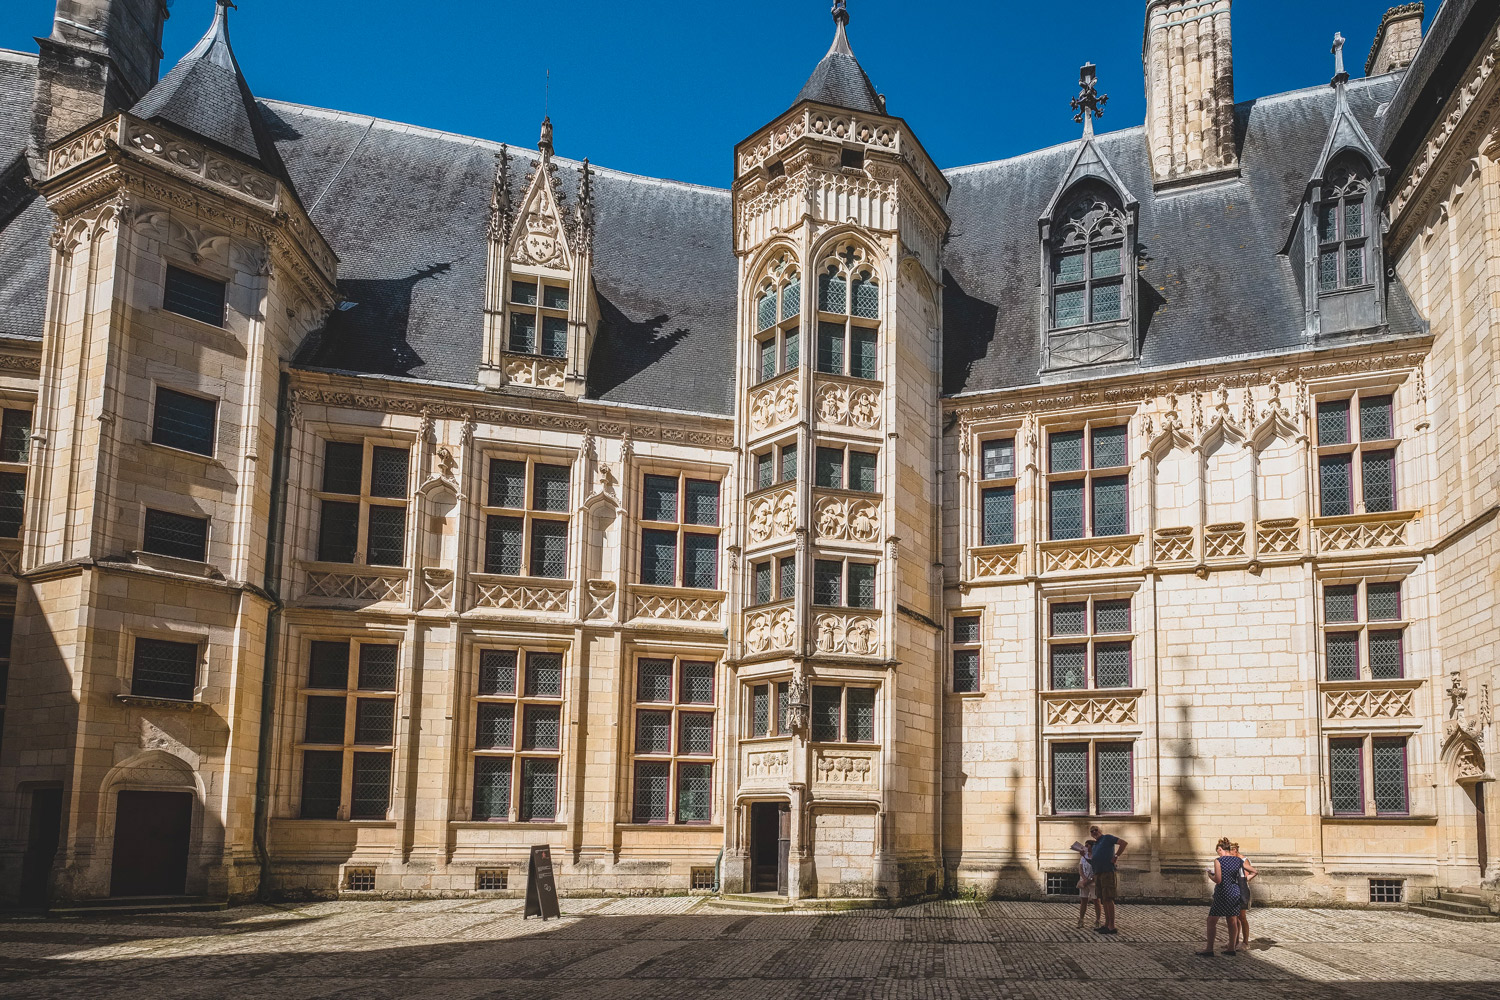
[745,606,796,655]
[1315,512,1413,552]
[816,381,880,430]
[420,568,453,611]
[971,544,1021,579]
[305,569,407,604]
[1324,686,1416,721]
[814,750,875,785]
[749,375,799,433]
[743,746,791,780]
[1154,527,1194,563]
[632,589,724,624]
[1040,537,1138,574]
[814,494,880,544]
[1204,523,1247,559]
[814,613,880,657]
[1257,519,1301,556]
[504,354,566,391]
[1044,692,1140,727]
[748,486,798,546]
[474,577,571,614]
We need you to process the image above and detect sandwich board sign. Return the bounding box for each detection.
[524,844,560,920]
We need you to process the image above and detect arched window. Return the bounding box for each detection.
[1050,186,1127,330]
[754,254,801,384]
[1318,156,1373,292]
[815,242,880,381]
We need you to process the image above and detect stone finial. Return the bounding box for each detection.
[1071,63,1108,137]
[1332,33,1349,87]
[539,116,554,156]
[832,0,849,28]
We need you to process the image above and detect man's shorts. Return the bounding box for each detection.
[1096,870,1119,901]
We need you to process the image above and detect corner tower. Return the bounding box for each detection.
[726,1,950,903]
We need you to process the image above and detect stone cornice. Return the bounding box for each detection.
[1388,24,1500,251]
[289,370,735,450]
[945,337,1432,422]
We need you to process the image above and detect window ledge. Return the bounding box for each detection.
[1038,813,1151,824]
[950,691,986,699]
[448,821,566,831]
[615,824,723,833]
[282,819,398,828]
[143,439,215,463]
[127,550,223,580]
[116,694,203,712]
[1318,678,1423,692]
[1321,813,1436,825]
[156,306,228,334]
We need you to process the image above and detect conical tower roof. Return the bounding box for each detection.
[132,0,297,194]
[795,1,883,115]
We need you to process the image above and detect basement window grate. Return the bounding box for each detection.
[1369,878,1404,904]
[1046,872,1080,896]
[691,866,716,891]
[344,867,376,892]
[476,868,508,891]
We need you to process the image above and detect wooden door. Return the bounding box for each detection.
[19,787,62,908]
[110,791,192,897]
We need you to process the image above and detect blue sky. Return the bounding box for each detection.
[2,1,1437,187]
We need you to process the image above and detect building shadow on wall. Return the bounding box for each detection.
[296,263,453,377]
[585,292,689,399]
[1162,700,1202,872]
[940,271,998,397]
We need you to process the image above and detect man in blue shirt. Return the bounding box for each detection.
[1088,824,1128,934]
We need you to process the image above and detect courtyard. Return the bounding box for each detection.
[1,897,1498,999]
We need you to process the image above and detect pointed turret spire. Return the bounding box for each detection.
[795,1,884,115]
[132,0,297,195]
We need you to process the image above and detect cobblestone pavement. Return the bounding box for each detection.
[3,897,1499,999]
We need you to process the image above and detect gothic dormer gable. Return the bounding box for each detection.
[480,119,597,398]
[1292,35,1392,341]
[1037,65,1140,375]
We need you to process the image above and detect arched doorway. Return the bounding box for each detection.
[748,800,790,894]
[100,750,202,898]
[1443,726,1493,880]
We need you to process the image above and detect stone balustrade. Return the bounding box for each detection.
[629,585,726,625]
[471,574,572,615]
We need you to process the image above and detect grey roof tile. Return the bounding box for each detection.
[795,8,883,115]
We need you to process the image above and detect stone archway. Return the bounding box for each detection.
[97,749,205,899]
[1442,725,1494,881]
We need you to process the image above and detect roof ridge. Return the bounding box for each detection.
[260,99,733,196]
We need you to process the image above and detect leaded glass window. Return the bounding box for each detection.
[639,472,721,589]
[353,698,394,745]
[778,556,796,601]
[953,649,980,694]
[643,475,679,522]
[1359,395,1393,442]
[309,641,350,690]
[369,447,409,499]
[1372,738,1408,814]
[1051,602,1087,636]
[1050,645,1087,690]
[1319,454,1353,517]
[638,659,674,703]
[753,561,772,605]
[163,265,227,326]
[676,763,712,824]
[522,705,561,750]
[811,686,841,742]
[473,757,511,820]
[632,761,669,823]
[479,649,517,695]
[1051,743,1089,814]
[131,638,198,701]
[1317,392,1400,515]
[152,387,217,455]
[0,409,31,464]
[142,508,209,562]
[1324,585,1358,623]
[519,759,557,821]
[755,257,802,383]
[849,451,878,493]
[507,277,570,364]
[473,647,563,823]
[813,560,842,607]
[1091,476,1129,536]
[1095,744,1133,814]
[301,638,399,821]
[1094,643,1131,689]
[635,710,672,753]
[1317,157,1373,291]
[1325,631,1359,681]
[529,520,568,578]
[981,439,1014,481]
[815,244,880,379]
[679,712,714,755]
[316,439,411,568]
[845,687,876,742]
[1362,450,1395,513]
[358,645,398,690]
[1050,187,1127,329]
[1329,739,1362,814]
[1050,480,1085,540]
[634,654,717,824]
[982,487,1015,546]
[1366,582,1401,621]
[300,751,342,819]
[1368,630,1403,680]
[476,703,514,749]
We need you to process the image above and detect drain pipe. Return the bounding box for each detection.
[252,371,293,900]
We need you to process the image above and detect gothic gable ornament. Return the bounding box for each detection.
[512,171,572,271]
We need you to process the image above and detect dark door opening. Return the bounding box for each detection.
[110,790,192,897]
[749,801,789,895]
[1476,782,1488,878]
[19,787,63,909]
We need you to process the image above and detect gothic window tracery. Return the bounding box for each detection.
[754,253,802,383]
[816,242,880,381]
[1050,186,1127,330]
[1317,155,1374,292]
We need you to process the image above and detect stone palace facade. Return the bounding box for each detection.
[0,0,1496,908]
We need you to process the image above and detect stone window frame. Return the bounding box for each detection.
[1318,574,1411,682]
[1315,154,1378,294]
[748,553,797,608]
[295,635,401,822]
[1313,389,1399,518]
[745,678,792,739]
[814,442,879,493]
[1047,738,1137,817]
[1046,184,1129,331]
[950,613,982,695]
[481,452,573,579]
[467,643,568,823]
[1326,733,1411,818]
[637,471,723,590]
[811,556,878,610]
[505,273,571,360]
[1043,420,1132,541]
[140,505,211,563]
[814,241,882,382]
[977,435,1019,547]
[1044,595,1136,692]
[149,383,219,459]
[0,404,31,540]
[750,437,799,492]
[628,653,719,826]
[312,436,413,568]
[124,632,205,704]
[809,683,878,745]
[753,252,802,385]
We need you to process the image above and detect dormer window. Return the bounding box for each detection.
[1317,157,1372,292]
[1050,188,1127,329]
[508,279,570,359]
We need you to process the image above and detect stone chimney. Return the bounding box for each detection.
[1366,4,1424,77]
[30,0,169,157]
[1143,0,1238,189]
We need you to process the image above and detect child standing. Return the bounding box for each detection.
[1077,839,1102,929]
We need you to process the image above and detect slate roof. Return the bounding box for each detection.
[942,74,1424,396]
[274,105,739,415]
[0,50,46,344]
[796,12,884,116]
[131,2,299,197]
